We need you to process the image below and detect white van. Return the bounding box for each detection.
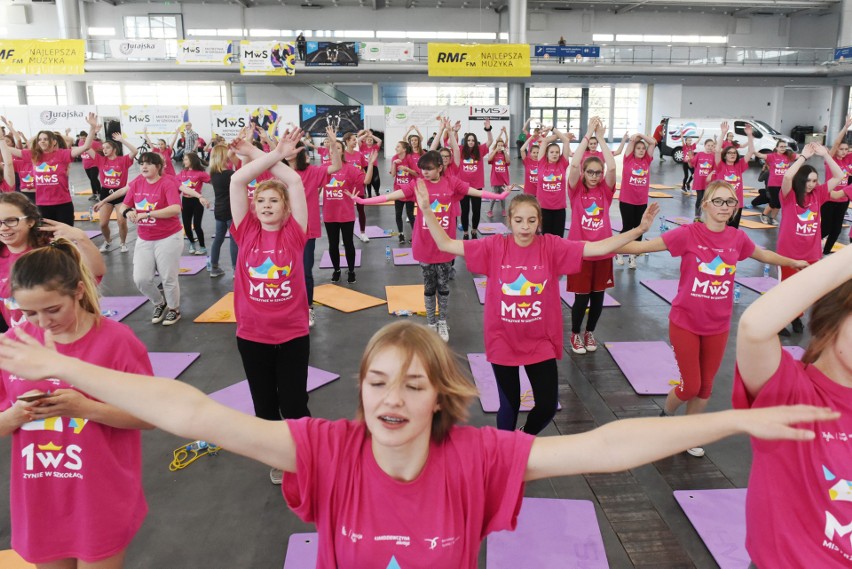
[660,117,798,163]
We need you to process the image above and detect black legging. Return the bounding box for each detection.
[365,169,381,198]
[540,208,566,237]
[236,335,311,421]
[181,197,206,247]
[324,220,356,271]
[821,199,850,254]
[727,207,743,229]
[356,203,367,233]
[571,291,605,334]
[619,202,647,241]
[395,200,415,234]
[38,202,74,226]
[682,163,694,189]
[751,188,770,209]
[492,359,558,435]
[85,166,102,195]
[459,195,482,234]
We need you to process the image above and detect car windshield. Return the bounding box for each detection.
[755,121,781,135]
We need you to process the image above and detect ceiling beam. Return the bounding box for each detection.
[616,0,651,14]
[233,0,250,7]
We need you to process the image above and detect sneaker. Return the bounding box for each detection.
[120,243,128,253]
[98,240,111,253]
[428,323,438,334]
[759,214,769,224]
[628,255,637,270]
[210,267,225,278]
[309,307,316,328]
[269,468,283,485]
[151,302,167,324]
[463,233,469,240]
[471,230,478,239]
[331,269,341,283]
[347,270,356,284]
[398,234,405,245]
[681,187,689,195]
[792,317,804,334]
[686,447,705,457]
[436,320,449,342]
[162,308,181,326]
[570,333,587,354]
[88,194,99,202]
[357,233,370,243]
[195,246,207,256]
[615,254,624,266]
[188,242,198,254]
[769,217,778,226]
[449,266,456,280]
[583,331,598,352]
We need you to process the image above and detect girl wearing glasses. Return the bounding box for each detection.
[713,122,756,229]
[617,132,657,270]
[620,181,805,457]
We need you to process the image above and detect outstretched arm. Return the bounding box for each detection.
[414,180,465,256]
[582,203,660,257]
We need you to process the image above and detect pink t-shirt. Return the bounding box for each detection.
[232,214,308,344]
[0,248,29,327]
[153,147,176,177]
[713,160,748,204]
[283,418,533,569]
[732,351,852,569]
[317,146,331,165]
[458,143,490,188]
[765,152,797,187]
[662,223,755,335]
[94,154,134,191]
[0,179,11,193]
[406,151,424,178]
[359,142,380,163]
[535,157,569,210]
[321,164,366,224]
[464,235,584,365]
[489,152,510,186]
[826,156,852,202]
[400,176,469,264]
[777,183,829,262]
[582,150,604,164]
[619,154,652,205]
[122,175,183,241]
[14,158,34,192]
[522,155,539,195]
[344,150,368,172]
[21,149,73,206]
[177,169,211,197]
[690,152,716,191]
[392,156,414,190]
[0,318,150,563]
[246,170,274,202]
[80,139,102,170]
[681,142,696,161]
[567,180,615,261]
[297,164,331,240]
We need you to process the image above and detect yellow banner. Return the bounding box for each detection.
[0,40,85,75]
[428,43,530,77]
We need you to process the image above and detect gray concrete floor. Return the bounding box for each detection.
[0,155,843,568]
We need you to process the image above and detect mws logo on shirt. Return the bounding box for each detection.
[34,162,60,185]
[581,201,604,231]
[796,209,819,236]
[324,176,346,199]
[500,274,545,322]
[822,465,852,558]
[629,167,649,186]
[19,412,89,480]
[691,255,735,298]
[540,172,562,192]
[247,255,294,301]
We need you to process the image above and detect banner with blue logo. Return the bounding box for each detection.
[305,42,359,67]
[300,105,363,136]
[835,46,852,61]
[534,45,600,58]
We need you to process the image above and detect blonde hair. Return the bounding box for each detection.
[357,322,478,442]
[699,181,738,221]
[254,179,291,216]
[208,145,232,174]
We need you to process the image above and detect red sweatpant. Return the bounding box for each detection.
[670,320,729,401]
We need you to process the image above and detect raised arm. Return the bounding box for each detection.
[612,132,629,157]
[229,132,270,227]
[813,143,846,191]
[113,132,139,159]
[737,241,852,398]
[413,180,465,256]
[596,121,617,188]
[69,113,98,159]
[168,127,180,149]
[0,139,14,189]
[715,121,728,164]
[555,128,573,160]
[568,118,597,188]
[522,118,531,136]
[484,119,494,147]
[780,144,814,197]
[829,115,852,157]
[142,127,154,147]
[742,125,757,163]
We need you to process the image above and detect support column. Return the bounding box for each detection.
[56,0,87,105]
[507,0,527,143]
[828,0,852,135]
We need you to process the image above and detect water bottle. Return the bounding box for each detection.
[385,245,391,263]
[734,283,742,304]
[206,255,213,272]
[659,217,668,233]
[763,263,770,278]
[69,182,76,195]
[186,440,210,452]
[88,206,94,221]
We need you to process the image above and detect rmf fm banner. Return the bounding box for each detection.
[427,43,530,77]
[0,40,85,75]
[210,106,280,140]
[239,41,296,76]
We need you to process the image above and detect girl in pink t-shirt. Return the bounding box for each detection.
[733,242,852,569]
[142,126,179,178]
[486,133,512,218]
[177,152,212,256]
[713,121,756,229]
[342,132,371,243]
[390,140,417,244]
[621,181,806,457]
[689,138,717,219]
[679,133,700,194]
[358,129,383,198]
[458,120,495,239]
[0,323,836,568]
[419,191,658,434]
[534,127,572,237]
[519,134,542,196]
[754,136,797,225]
[0,240,151,566]
[583,131,628,167]
[822,116,852,254]
[617,132,657,269]
[88,132,138,254]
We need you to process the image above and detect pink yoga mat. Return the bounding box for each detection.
[473,277,486,304]
[85,230,102,239]
[208,367,340,415]
[364,225,393,239]
[478,222,509,234]
[640,279,679,304]
[735,276,777,294]
[282,533,318,569]
[149,352,200,379]
[179,256,208,275]
[100,296,147,321]
[487,498,608,569]
[674,489,749,569]
[606,341,681,395]
[319,249,362,269]
[467,353,561,413]
[558,277,620,307]
[392,247,419,266]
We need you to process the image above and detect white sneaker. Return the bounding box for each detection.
[120,243,128,253]
[686,447,705,457]
[99,241,111,253]
[436,320,449,342]
[628,255,637,270]
[615,254,624,266]
[308,307,316,328]
[358,233,370,243]
[269,468,283,485]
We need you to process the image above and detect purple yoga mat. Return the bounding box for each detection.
[364,225,393,239]
[473,277,486,304]
[735,276,777,294]
[467,353,561,412]
[208,367,340,415]
[282,533,318,569]
[784,345,805,360]
[674,489,749,569]
[100,296,147,322]
[479,222,509,234]
[640,279,679,304]
[319,249,362,269]
[487,498,608,569]
[179,255,208,275]
[392,247,419,266]
[85,229,102,239]
[558,277,620,307]
[606,341,681,395]
[149,352,200,379]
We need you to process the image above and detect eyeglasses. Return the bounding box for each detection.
[584,170,603,177]
[709,198,739,207]
[0,216,28,228]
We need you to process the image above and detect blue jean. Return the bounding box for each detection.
[303,238,316,305]
[211,218,238,269]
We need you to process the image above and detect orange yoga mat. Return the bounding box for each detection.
[649,184,676,190]
[193,292,236,322]
[739,219,775,230]
[741,210,760,217]
[0,550,36,568]
[313,284,386,313]
[74,210,117,221]
[385,284,428,315]
[648,191,673,198]
[833,242,846,252]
